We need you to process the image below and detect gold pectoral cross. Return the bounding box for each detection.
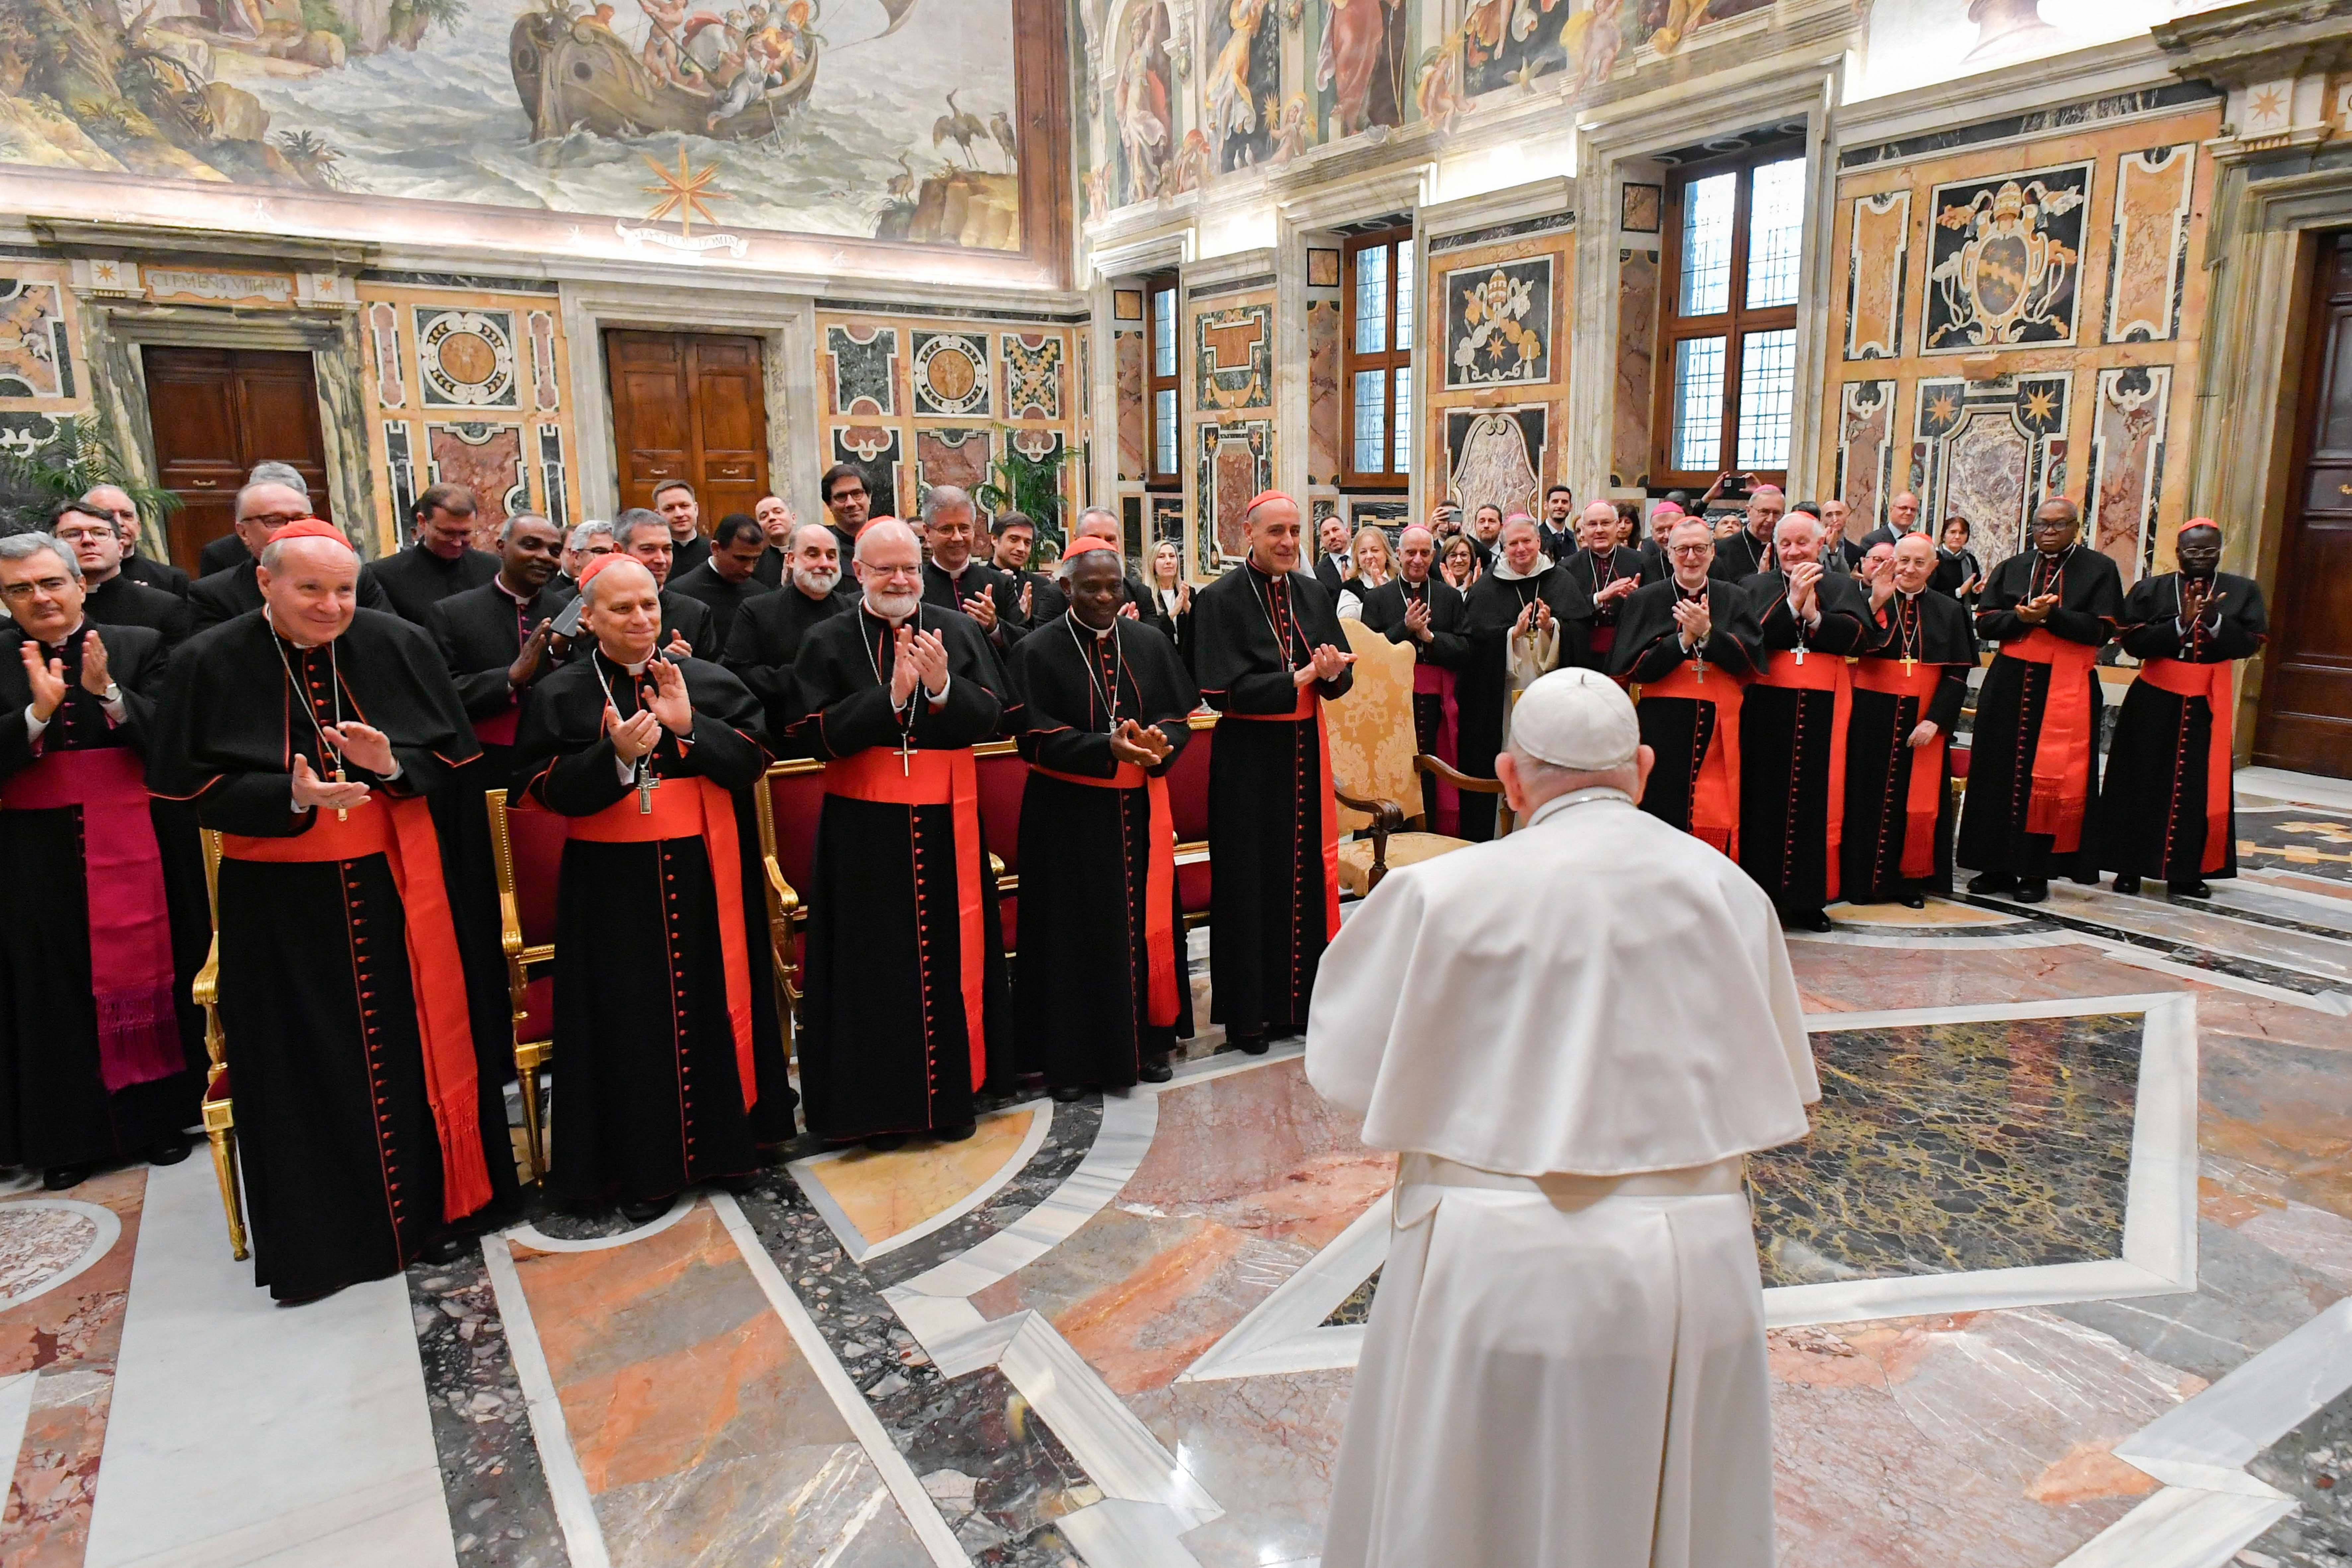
[1692,655,1706,684]
[333,762,349,822]
[636,763,659,814]
[1901,653,1918,677]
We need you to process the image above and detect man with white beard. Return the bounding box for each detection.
[788,519,1011,1147]
[722,521,859,753]
[1308,667,1816,1568]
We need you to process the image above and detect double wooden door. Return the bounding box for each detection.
[604,332,769,523]
[2258,234,2352,776]
[143,346,329,574]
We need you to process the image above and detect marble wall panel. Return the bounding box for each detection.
[1420,223,1573,502]
[1115,330,1147,481]
[1194,302,1273,412]
[0,271,77,408]
[1612,248,1658,488]
[365,302,405,411]
[1924,161,2093,354]
[912,331,992,418]
[1912,373,2069,554]
[831,423,903,520]
[1834,380,1897,539]
[2104,144,2197,344]
[1198,418,1272,573]
[1440,256,1554,388]
[826,324,899,418]
[1844,189,1910,360]
[1002,332,1064,422]
[2082,363,2171,579]
[425,422,529,547]
[1444,406,1544,523]
[1307,299,1340,486]
[416,307,521,411]
[915,427,993,501]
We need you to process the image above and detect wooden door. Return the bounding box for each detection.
[2257,235,2352,776]
[604,331,770,524]
[142,346,329,575]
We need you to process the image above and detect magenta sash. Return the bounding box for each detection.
[473,706,521,746]
[0,747,183,1091]
[1412,663,1461,837]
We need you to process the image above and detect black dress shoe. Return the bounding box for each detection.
[1049,1085,1087,1103]
[1785,908,1834,933]
[1234,1034,1269,1056]
[936,1122,977,1142]
[2013,879,2049,904]
[2170,880,2213,899]
[147,1136,192,1166]
[864,1134,910,1153]
[618,1197,671,1223]
[1137,1057,1174,1084]
[2112,874,2142,896]
[41,1166,89,1192]
[421,1235,471,1264]
[1967,873,2014,895]
[1900,892,1927,910]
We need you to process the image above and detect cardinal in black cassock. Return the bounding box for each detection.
[146,522,511,1304]
[1959,502,2123,900]
[1007,543,1199,1095]
[791,519,1012,1146]
[2100,521,2268,897]
[1191,492,1354,1052]
[1843,539,1978,907]
[511,556,788,1217]
[0,556,202,1189]
[1611,520,1763,856]
[1737,519,1874,927]
[1356,526,1472,834]
[1456,520,1591,841]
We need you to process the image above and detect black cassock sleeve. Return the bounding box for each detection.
[1011,624,1197,779]
[1613,583,1762,682]
[1977,552,2122,647]
[1195,573,1352,712]
[2117,575,2269,662]
[1751,572,1871,655]
[1928,666,1970,734]
[792,610,1005,759]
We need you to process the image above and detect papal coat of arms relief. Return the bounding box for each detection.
[1925,164,2091,352]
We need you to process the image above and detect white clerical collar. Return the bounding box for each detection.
[40,617,86,649]
[1490,555,1551,582]
[1526,786,1634,829]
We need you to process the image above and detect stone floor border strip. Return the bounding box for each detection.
[477,1234,610,1568]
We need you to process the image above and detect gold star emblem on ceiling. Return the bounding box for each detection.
[641,149,733,238]
[2023,388,2056,422]
[2248,84,2287,123]
[1927,392,1958,424]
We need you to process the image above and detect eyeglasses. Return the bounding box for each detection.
[863,563,922,579]
[1667,543,1712,557]
[241,511,310,529]
[0,577,73,601]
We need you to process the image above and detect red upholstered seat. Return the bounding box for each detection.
[1166,717,1213,844]
[204,1069,230,1102]
[998,893,1018,953]
[517,974,554,1044]
[767,763,828,901]
[974,742,1026,880]
[1949,744,1971,778]
[1177,859,1211,918]
[505,801,568,951]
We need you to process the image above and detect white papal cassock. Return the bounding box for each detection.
[1307,777,1818,1568]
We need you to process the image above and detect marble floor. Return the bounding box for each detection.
[3,775,2350,1568]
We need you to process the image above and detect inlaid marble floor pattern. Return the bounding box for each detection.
[2,791,2350,1568]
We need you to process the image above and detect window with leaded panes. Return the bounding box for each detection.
[1342,227,1413,490]
[1147,272,1180,489]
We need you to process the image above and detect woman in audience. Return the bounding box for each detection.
[1146,537,1193,665]
[1935,514,1984,608]
[1348,525,1393,589]
[1439,533,1480,591]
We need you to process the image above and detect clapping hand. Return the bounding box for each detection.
[1908,720,1939,748]
[962,590,998,633]
[663,630,693,660]
[18,640,65,723]
[1108,718,1170,768]
[1308,642,1355,683]
[1788,561,1822,620]
[1864,554,1897,610]
[291,753,369,812]
[643,657,693,734]
[321,721,395,777]
[2016,592,2062,625]
[78,629,110,698]
[1597,575,1637,606]
[1672,595,1713,647]
[907,628,951,698]
[889,625,922,706]
[604,701,661,764]
[1512,601,1536,639]
[1404,595,1433,642]
[508,620,554,690]
[1532,598,1554,634]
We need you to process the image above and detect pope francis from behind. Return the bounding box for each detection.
[1307,666,1818,1568]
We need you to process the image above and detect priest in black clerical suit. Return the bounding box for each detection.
[119,551,189,598]
[1006,542,1198,1097]
[791,519,1013,1147]
[1456,519,1591,841]
[370,485,500,624]
[1959,500,2123,900]
[1191,493,1354,1052]
[1612,518,1764,855]
[196,531,248,578]
[1555,502,1653,671]
[1845,537,1978,907]
[668,514,774,652]
[511,555,789,1217]
[2099,521,2268,898]
[0,544,203,1189]
[1737,514,1875,928]
[722,522,859,754]
[919,488,1023,649]
[146,521,512,1304]
[82,568,192,653]
[1708,491,1785,582]
[1356,524,1473,833]
[190,548,392,632]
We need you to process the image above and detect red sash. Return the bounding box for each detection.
[2136,657,2236,875]
[0,748,182,1092]
[222,795,493,1222]
[1034,763,1179,1026]
[2003,629,2101,853]
[1411,663,1461,836]
[824,748,987,1091]
[1852,658,1948,880]
[1753,649,1852,902]
[1635,660,1744,859]
[1225,687,1342,939]
[565,778,758,1109]
[473,706,521,747]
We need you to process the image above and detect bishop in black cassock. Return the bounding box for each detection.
[722,525,859,755]
[1959,501,2123,900]
[2100,522,2268,897]
[191,547,392,632]
[511,556,788,1216]
[1356,526,1472,834]
[1737,516,1874,927]
[0,547,201,1188]
[1612,519,1763,856]
[791,520,1012,1146]
[147,523,511,1304]
[1844,538,1978,906]
[1191,493,1354,1051]
[1556,503,1656,672]
[1457,521,1592,841]
[1007,544,1198,1095]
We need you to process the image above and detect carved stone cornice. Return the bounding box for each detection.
[2151,0,2352,87]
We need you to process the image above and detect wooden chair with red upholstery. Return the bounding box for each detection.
[754,758,828,1057]
[973,738,1025,952]
[193,829,247,1259]
[1162,710,1217,927]
[484,791,567,1180]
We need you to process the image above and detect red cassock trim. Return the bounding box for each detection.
[1636,659,1745,860]
[1852,658,1949,881]
[2004,629,2100,854]
[565,778,759,1111]
[1225,688,1341,941]
[1754,649,1853,902]
[824,748,988,1092]
[222,796,494,1222]
[1033,763,1180,1026]
[2135,657,2236,876]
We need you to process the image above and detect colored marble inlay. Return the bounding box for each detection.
[2239,808,2352,883]
[408,1251,564,1568]
[1322,1266,1380,1327]
[2244,1380,2352,1566]
[804,1107,1036,1252]
[1750,1013,2141,1288]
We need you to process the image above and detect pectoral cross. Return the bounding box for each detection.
[1692,653,1706,684]
[897,733,913,777]
[1901,653,1918,677]
[333,762,349,823]
[1794,644,1806,666]
[636,761,659,814]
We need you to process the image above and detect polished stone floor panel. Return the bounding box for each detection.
[2244,1381,2352,1566]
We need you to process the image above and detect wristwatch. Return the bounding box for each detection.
[101,682,121,706]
